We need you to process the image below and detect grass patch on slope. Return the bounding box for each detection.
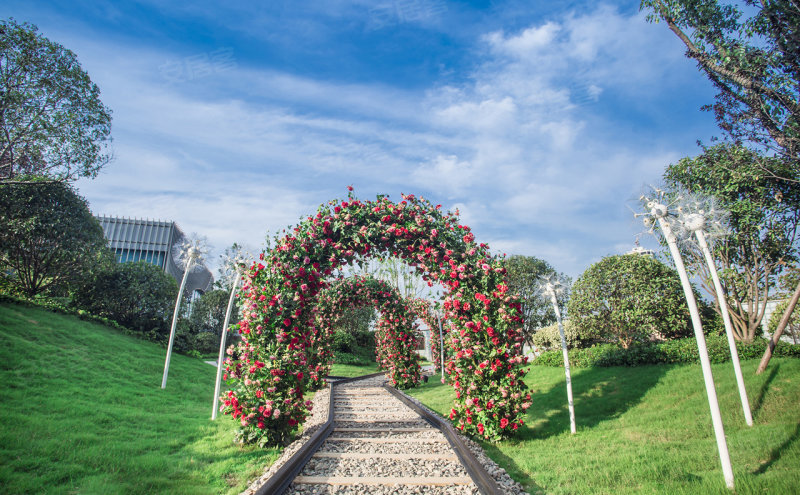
[0,302,280,495]
[407,358,800,494]
[329,362,380,377]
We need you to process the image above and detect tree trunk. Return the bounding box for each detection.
[756,280,800,374]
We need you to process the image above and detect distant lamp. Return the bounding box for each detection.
[162,235,207,389]
[212,248,252,420]
[537,274,575,434]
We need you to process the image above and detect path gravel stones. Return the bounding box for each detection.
[286,375,479,494]
[242,374,529,495]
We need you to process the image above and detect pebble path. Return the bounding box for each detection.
[286,375,479,494]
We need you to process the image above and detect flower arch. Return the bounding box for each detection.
[315,275,422,388]
[221,191,530,445]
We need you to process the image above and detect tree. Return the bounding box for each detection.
[0,181,108,297]
[0,18,112,183]
[361,256,429,299]
[72,261,177,339]
[502,255,569,348]
[664,144,800,341]
[641,1,799,176]
[187,288,236,337]
[568,254,696,348]
[333,305,376,335]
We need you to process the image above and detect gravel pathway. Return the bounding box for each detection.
[286,375,479,494]
[242,374,529,495]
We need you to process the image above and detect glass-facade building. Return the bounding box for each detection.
[94,216,214,295]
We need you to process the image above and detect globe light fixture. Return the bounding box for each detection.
[537,274,576,434]
[212,248,252,419]
[636,188,734,489]
[162,235,208,389]
[675,193,753,427]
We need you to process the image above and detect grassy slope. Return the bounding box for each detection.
[407,358,800,494]
[0,302,280,495]
[329,362,380,377]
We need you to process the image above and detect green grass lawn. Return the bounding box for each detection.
[0,302,280,495]
[329,362,380,377]
[408,358,800,494]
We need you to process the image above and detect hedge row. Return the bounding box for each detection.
[531,335,800,368]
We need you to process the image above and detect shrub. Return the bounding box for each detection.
[531,335,800,368]
[332,329,357,353]
[191,331,220,354]
[531,319,590,349]
[188,289,235,336]
[72,261,177,341]
[568,254,696,348]
[0,181,109,297]
[351,328,375,349]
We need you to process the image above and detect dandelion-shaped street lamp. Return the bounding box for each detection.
[161,236,207,389]
[677,195,753,427]
[539,275,576,434]
[436,310,445,383]
[212,249,251,420]
[637,189,734,489]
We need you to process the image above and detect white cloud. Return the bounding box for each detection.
[66,4,708,280]
[485,22,561,57]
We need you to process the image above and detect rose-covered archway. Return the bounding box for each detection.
[314,275,422,388]
[221,191,531,445]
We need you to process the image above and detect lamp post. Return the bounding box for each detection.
[638,190,734,490]
[211,251,250,420]
[437,312,445,382]
[539,275,576,434]
[677,197,753,427]
[162,236,206,389]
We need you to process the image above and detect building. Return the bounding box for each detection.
[94,216,214,297]
[626,239,655,257]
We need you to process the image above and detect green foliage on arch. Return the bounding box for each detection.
[220,192,531,446]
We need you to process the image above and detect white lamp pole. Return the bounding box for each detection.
[683,212,753,427]
[162,238,206,390]
[212,273,241,419]
[162,252,196,389]
[542,278,576,434]
[437,312,444,382]
[644,197,734,490]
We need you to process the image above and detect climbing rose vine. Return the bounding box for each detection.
[315,276,421,388]
[221,191,530,445]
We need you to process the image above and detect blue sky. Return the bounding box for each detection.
[6,0,720,278]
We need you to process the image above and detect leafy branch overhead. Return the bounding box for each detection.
[642,0,799,174]
[0,18,112,183]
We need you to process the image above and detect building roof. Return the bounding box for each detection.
[95,215,214,294]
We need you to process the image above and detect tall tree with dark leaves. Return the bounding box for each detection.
[642,0,799,177]
[503,255,569,348]
[664,144,800,341]
[0,18,112,183]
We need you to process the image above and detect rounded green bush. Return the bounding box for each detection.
[568,254,694,348]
